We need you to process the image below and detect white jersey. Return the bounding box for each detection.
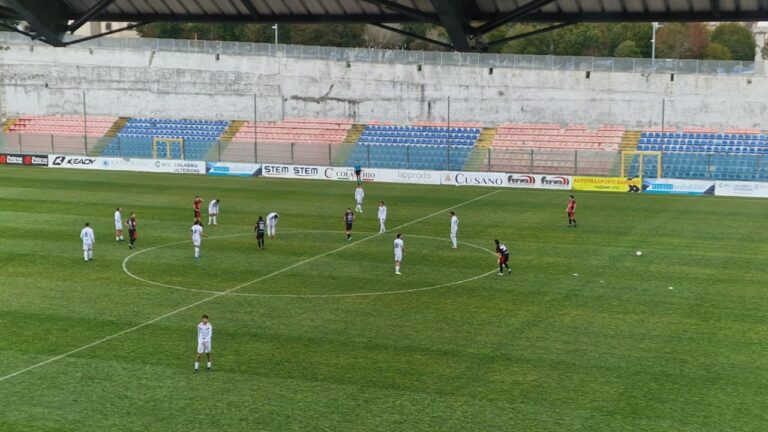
[394,238,404,259]
[355,188,365,203]
[267,212,278,225]
[450,215,459,233]
[80,227,95,244]
[378,205,387,220]
[208,200,219,214]
[191,224,203,243]
[114,211,122,227]
[197,322,212,342]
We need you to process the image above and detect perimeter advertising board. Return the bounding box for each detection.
[505,173,573,190]
[643,179,715,195]
[206,162,261,177]
[573,176,642,193]
[48,155,205,174]
[715,181,768,198]
[0,154,48,166]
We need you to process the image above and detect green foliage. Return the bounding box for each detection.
[289,24,366,47]
[605,23,653,57]
[710,23,756,61]
[656,23,709,59]
[613,40,641,58]
[701,42,733,60]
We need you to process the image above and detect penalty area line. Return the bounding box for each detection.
[0,188,501,384]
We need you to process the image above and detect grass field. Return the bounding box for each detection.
[1,166,767,431]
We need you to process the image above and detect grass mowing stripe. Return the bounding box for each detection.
[0,189,501,384]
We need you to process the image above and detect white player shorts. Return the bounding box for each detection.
[394,251,402,262]
[115,221,122,230]
[193,238,201,247]
[197,340,211,354]
[82,242,93,251]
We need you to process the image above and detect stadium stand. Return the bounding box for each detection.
[101,118,229,160]
[222,119,353,164]
[480,124,623,175]
[345,124,481,170]
[7,115,115,137]
[634,128,768,180]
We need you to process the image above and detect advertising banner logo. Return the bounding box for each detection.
[573,176,642,193]
[442,171,507,187]
[643,179,715,195]
[715,181,768,198]
[206,162,261,177]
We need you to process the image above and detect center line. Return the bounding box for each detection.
[0,189,500,384]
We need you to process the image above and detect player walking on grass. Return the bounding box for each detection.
[566,195,577,227]
[208,199,220,225]
[378,201,387,233]
[80,222,95,262]
[191,220,206,259]
[266,212,279,239]
[394,233,404,275]
[344,208,355,241]
[194,314,213,372]
[127,212,138,249]
[193,195,202,222]
[254,216,266,249]
[354,184,365,213]
[449,211,459,249]
[495,239,511,275]
[354,161,362,184]
[114,207,124,242]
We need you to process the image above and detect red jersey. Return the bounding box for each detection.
[566,199,576,213]
[194,198,202,211]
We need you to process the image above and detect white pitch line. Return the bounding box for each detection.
[0,189,500,384]
[122,232,498,298]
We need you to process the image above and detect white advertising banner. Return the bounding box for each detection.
[643,178,715,195]
[505,173,573,190]
[257,163,322,179]
[206,162,261,177]
[321,166,375,182]
[715,181,768,198]
[441,171,507,187]
[48,155,205,174]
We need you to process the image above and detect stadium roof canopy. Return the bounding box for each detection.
[0,0,764,51]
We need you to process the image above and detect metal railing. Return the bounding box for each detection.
[0,31,756,76]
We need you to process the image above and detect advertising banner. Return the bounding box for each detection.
[643,178,715,195]
[441,171,507,187]
[206,162,261,177]
[0,154,50,166]
[256,164,322,179]
[505,173,573,190]
[48,155,205,174]
[573,176,642,193]
[715,181,768,198]
[322,166,376,182]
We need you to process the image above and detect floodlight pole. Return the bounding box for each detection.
[82,90,88,155]
[651,22,659,68]
[273,24,278,46]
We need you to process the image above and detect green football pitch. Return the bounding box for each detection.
[1,166,767,431]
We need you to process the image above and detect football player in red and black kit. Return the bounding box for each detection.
[193,195,202,222]
[127,212,138,249]
[566,195,577,227]
[495,239,511,275]
[344,208,354,242]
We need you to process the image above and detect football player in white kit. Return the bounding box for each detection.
[354,185,365,213]
[114,207,124,242]
[449,211,459,249]
[394,233,404,275]
[194,314,213,372]
[266,212,279,239]
[80,222,95,262]
[191,220,206,259]
[208,199,220,225]
[378,201,387,233]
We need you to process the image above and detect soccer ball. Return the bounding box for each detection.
[636,251,643,256]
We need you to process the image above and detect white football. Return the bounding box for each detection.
[636,251,643,256]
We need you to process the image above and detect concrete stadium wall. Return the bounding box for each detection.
[0,43,765,128]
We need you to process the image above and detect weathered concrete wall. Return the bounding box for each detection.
[0,43,765,128]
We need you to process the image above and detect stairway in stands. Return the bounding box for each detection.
[619,130,641,176]
[207,120,245,160]
[333,124,365,165]
[463,127,497,171]
[89,117,130,156]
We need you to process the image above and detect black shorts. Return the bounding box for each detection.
[129,229,137,240]
[345,222,353,231]
[499,253,509,265]
[256,232,264,239]
[354,169,361,176]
